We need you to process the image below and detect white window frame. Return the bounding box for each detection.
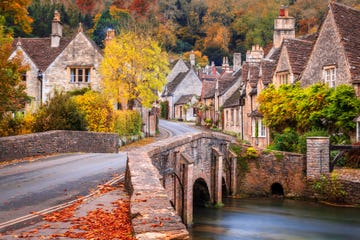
[252,118,266,138]
[70,67,91,83]
[323,66,336,88]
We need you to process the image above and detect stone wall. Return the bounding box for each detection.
[306,137,330,179]
[0,130,119,162]
[237,149,306,197]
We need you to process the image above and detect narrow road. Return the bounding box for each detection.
[0,120,200,230]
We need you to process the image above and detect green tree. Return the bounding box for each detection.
[100,31,169,109]
[33,91,87,132]
[0,18,30,121]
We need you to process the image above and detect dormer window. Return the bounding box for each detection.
[70,67,91,83]
[323,66,336,88]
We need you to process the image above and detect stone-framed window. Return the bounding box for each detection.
[276,71,290,85]
[252,118,266,138]
[323,66,336,88]
[70,67,91,83]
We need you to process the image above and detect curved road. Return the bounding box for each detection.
[0,120,199,229]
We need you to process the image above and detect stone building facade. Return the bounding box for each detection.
[10,11,103,108]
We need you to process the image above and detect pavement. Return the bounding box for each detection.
[0,175,130,239]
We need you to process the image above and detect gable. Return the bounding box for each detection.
[167,59,190,82]
[276,47,291,74]
[300,7,351,87]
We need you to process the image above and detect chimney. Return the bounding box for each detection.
[233,53,241,72]
[273,6,295,48]
[246,45,264,63]
[104,29,116,45]
[222,56,230,71]
[51,10,62,48]
[211,61,217,75]
[190,50,195,68]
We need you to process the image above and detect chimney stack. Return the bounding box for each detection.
[190,50,195,68]
[233,53,241,72]
[104,29,116,45]
[273,5,295,48]
[246,45,264,63]
[51,10,62,48]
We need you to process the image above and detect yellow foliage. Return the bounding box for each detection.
[114,110,142,136]
[73,91,114,132]
[100,31,169,109]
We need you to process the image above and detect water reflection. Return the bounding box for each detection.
[189,198,360,240]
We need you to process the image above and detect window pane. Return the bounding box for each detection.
[70,69,75,82]
[85,69,90,82]
[78,69,83,82]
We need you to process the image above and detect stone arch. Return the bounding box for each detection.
[193,178,211,207]
[271,182,284,196]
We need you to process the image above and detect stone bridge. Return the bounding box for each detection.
[125,133,319,239]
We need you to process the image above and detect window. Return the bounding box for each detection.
[70,67,91,83]
[21,73,27,82]
[252,118,266,137]
[276,72,290,85]
[323,66,336,88]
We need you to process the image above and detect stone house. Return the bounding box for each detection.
[10,11,103,109]
[174,94,198,121]
[300,2,360,142]
[161,57,202,120]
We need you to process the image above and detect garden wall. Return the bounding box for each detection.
[0,130,120,162]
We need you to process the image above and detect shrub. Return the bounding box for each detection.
[114,110,142,137]
[269,128,299,152]
[73,91,114,132]
[0,112,34,136]
[33,91,87,132]
[312,174,347,203]
[160,101,169,119]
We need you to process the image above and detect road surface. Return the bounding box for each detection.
[0,120,200,229]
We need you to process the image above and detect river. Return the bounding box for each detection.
[189,198,360,240]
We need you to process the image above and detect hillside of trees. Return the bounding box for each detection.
[3,0,360,65]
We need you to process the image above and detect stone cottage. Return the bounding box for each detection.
[10,11,103,109]
[161,56,202,120]
[300,2,360,142]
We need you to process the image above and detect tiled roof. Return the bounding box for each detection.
[218,71,240,95]
[13,37,71,71]
[174,94,196,105]
[283,38,314,75]
[202,80,216,99]
[260,60,276,85]
[330,2,360,82]
[222,90,241,108]
[164,71,188,95]
[242,63,260,88]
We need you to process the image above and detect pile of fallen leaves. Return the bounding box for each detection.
[15,184,134,239]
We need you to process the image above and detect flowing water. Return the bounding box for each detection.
[189,198,360,240]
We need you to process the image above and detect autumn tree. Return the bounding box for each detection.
[100,31,169,109]
[0,0,33,35]
[0,18,30,121]
[183,50,209,68]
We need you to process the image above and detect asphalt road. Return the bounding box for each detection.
[0,120,200,228]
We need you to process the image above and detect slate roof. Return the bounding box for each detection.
[222,90,241,108]
[283,38,314,75]
[202,80,216,99]
[13,37,71,71]
[164,71,188,96]
[218,72,238,96]
[242,63,260,88]
[330,2,360,82]
[260,60,276,85]
[174,94,196,105]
